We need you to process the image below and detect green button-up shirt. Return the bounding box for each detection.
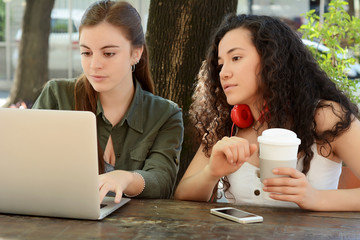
[32,78,184,199]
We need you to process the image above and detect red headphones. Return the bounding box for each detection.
[230,103,269,136]
[230,104,254,129]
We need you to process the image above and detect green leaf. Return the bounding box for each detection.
[301,0,360,105]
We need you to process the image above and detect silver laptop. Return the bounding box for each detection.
[0,108,130,220]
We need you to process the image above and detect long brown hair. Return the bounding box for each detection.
[74,0,154,173]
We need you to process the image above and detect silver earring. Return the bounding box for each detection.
[131,60,139,72]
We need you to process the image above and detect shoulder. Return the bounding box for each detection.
[314,100,346,133]
[314,101,360,172]
[43,78,77,103]
[138,91,183,131]
[44,78,77,91]
[132,90,184,141]
[33,79,77,110]
[142,90,182,115]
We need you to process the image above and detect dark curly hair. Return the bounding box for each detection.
[189,14,359,199]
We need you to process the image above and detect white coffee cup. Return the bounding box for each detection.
[257,128,301,182]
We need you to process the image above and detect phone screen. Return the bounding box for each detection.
[216,208,257,218]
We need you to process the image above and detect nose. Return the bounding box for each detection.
[219,64,232,80]
[90,54,103,69]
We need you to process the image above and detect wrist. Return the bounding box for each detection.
[124,172,145,198]
[299,188,324,211]
[203,165,222,183]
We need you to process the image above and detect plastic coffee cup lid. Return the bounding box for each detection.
[257,128,301,146]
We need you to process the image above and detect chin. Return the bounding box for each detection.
[88,82,105,93]
[226,98,238,106]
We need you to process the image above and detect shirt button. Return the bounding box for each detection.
[254,189,260,196]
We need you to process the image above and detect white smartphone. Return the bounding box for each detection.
[210,207,263,224]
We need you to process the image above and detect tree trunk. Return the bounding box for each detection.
[0,1,5,41]
[348,0,354,17]
[146,0,238,185]
[5,0,54,107]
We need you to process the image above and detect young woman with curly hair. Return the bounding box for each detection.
[174,14,360,211]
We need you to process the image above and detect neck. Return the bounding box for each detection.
[100,80,135,126]
[248,104,261,122]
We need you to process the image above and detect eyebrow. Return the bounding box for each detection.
[79,44,120,50]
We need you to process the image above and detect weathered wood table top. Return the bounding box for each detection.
[0,199,359,239]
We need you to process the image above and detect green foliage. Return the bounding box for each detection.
[0,0,5,41]
[300,0,360,105]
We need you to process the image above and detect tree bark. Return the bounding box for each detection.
[0,1,5,41]
[146,0,238,185]
[5,0,54,107]
[348,0,357,17]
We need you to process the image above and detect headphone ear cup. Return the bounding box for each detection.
[230,104,254,128]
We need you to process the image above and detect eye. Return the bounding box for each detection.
[80,51,91,56]
[104,52,115,57]
[232,56,241,61]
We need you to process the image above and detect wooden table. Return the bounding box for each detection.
[0,199,359,239]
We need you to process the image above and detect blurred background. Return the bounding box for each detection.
[1,0,359,107]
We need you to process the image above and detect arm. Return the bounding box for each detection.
[32,81,59,109]
[174,137,257,201]
[264,102,360,211]
[99,108,184,201]
[32,79,75,110]
[312,113,360,211]
[134,109,184,199]
[99,170,145,203]
[174,144,222,201]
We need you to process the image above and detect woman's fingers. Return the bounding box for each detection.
[262,167,320,209]
[222,145,235,164]
[99,183,110,203]
[98,171,132,203]
[114,189,123,203]
[264,185,300,195]
[249,143,258,156]
[218,136,254,164]
[209,136,257,177]
[272,167,304,179]
[264,176,302,188]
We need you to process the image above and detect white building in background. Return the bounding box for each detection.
[238,0,309,19]
[0,0,338,90]
[0,0,150,90]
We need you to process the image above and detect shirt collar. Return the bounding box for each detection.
[96,79,144,133]
[96,98,103,116]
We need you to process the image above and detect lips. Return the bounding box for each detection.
[90,75,107,82]
[222,83,237,91]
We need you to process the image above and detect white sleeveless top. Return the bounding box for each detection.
[224,144,342,208]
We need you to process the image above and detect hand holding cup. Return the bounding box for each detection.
[257,128,301,182]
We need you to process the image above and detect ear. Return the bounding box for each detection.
[131,46,144,65]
